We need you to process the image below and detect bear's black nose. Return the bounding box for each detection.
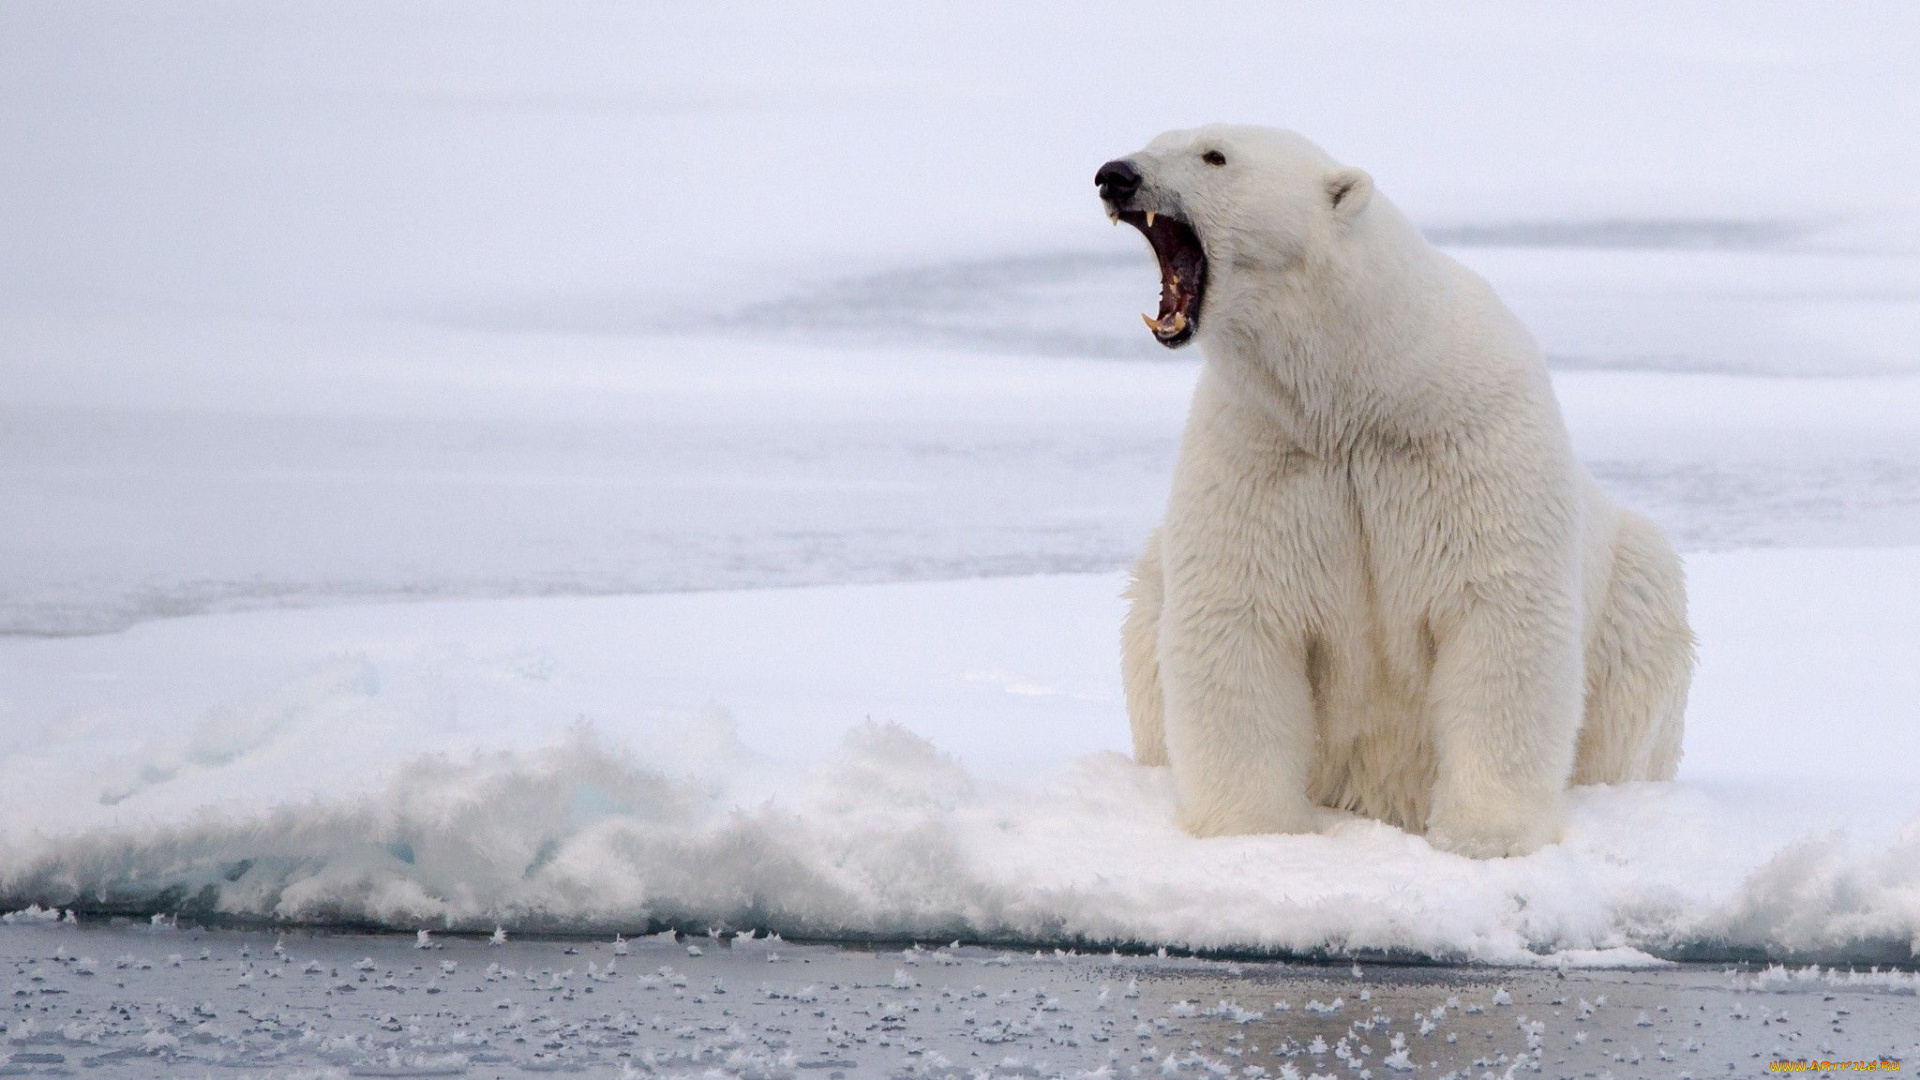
[1095,159,1142,203]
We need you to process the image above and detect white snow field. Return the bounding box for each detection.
[6,1,1920,634]
[4,0,1920,974]
[2,548,1919,964]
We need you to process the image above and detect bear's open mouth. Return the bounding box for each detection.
[1116,209,1207,348]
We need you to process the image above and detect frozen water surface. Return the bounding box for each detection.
[4,2,1919,634]
[5,324,1917,636]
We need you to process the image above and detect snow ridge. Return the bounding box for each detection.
[4,722,1916,966]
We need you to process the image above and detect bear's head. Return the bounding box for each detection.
[1095,125,1374,349]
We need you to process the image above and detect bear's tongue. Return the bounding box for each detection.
[1129,212,1206,345]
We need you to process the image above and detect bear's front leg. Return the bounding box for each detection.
[1423,583,1583,858]
[1157,606,1320,838]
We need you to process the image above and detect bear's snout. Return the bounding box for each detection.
[1095,159,1142,204]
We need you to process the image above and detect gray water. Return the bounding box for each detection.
[4,920,1914,1079]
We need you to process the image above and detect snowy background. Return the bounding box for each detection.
[3,2,1919,963]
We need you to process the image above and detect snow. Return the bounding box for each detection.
[2,548,1918,963]
[3,2,1920,968]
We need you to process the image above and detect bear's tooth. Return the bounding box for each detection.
[1141,313,1163,333]
[1107,206,1119,224]
[1145,211,1157,227]
[1168,311,1188,333]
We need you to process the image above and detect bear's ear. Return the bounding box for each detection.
[1326,167,1373,219]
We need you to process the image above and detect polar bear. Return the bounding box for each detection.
[1099,126,1692,857]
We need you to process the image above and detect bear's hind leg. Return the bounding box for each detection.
[1574,510,1693,784]
[1122,530,1169,766]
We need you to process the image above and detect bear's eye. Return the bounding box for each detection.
[1202,149,1227,167]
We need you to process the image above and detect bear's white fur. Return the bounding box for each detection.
[1112,126,1692,857]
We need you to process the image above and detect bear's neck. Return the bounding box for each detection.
[1200,198,1477,455]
